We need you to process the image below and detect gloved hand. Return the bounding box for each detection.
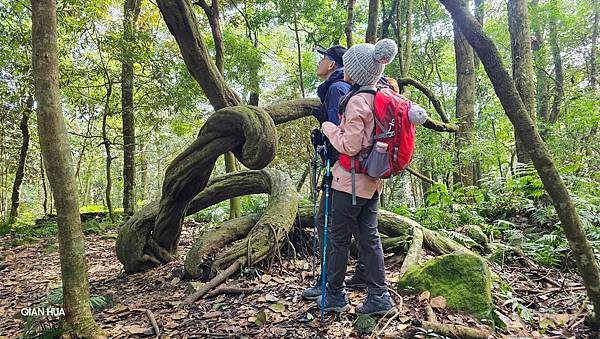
[311,128,325,147]
[311,107,325,123]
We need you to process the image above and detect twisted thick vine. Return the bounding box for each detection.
[118,105,277,273]
[116,99,318,274]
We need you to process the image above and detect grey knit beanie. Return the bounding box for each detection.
[342,39,398,86]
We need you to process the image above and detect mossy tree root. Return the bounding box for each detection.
[184,214,260,279]
[184,169,298,279]
[400,226,424,276]
[296,207,473,269]
[417,320,491,339]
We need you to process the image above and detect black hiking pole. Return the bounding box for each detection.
[320,139,333,321]
[309,129,321,280]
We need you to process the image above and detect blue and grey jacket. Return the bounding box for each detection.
[315,68,351,126]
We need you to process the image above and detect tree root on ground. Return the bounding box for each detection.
[184,169,298,280]
[296,206,474,275]
[416,320,491,339]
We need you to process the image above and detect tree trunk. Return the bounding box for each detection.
[473,0,484,69]
[590,0,598,89]
[402,0,413,76]
[198,0,224,75]
[31,0,102,336]
[292,1,305,98]
[102,82,115,223]
[345,0,356,47]
[0,137,6,221]
[452,0,476,187]
[41,155,48,214]
[366,0,379,44]
[139,142,148,202]
[548,0,563,124]
[8,98,32,224]
[439,0,600,327]
[531,0,550,122]
[380,0,398,40]
[122,0,142,216]
[508,0,536,164]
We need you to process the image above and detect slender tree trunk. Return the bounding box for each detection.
[198,0,224,74]
[41,154,48,214]
[139,142,148,202]
[402,0,413,76]
[591,0,599,89]
[31,1,102,336]
[292,2,305,98]
[102,83,115,223]
[548,0,563,124]
[9,98,32,223]
[345,0,356,47]
[439,0,600,327]
[249,37,260,105]
[452,0,476,186]
[0,138,6,221]
[366,0,380,43]
[395,0,404,75]
[508,0,536,164]
[381,0,398,39]
[473,0,484,69]
[531,0,550,122]
[122,0,141,216]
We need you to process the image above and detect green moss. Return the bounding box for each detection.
[397,252,493,320]
[463,225,488,245]
[353,314,376,335]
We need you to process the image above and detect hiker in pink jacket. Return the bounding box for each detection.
[318,39,398,315]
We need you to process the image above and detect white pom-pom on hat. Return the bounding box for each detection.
[373,39,398,65]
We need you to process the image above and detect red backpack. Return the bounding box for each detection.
[337,86,417,203]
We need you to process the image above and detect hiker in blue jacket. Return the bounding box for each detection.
[303,45,367,300]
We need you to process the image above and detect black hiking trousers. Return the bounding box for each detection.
[326,189,387,294]
[316,190,365,281]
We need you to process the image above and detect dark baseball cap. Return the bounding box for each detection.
[314,45,347,67]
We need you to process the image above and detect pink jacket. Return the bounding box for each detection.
[322,91,383,199]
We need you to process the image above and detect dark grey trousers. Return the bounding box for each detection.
[326,189,387,294]
[316,191,365,280]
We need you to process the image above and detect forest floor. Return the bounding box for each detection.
[0,220,596,338]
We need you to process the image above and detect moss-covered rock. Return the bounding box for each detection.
[462,225,488,246]
[397,252,493,320]
[353,314,376,335]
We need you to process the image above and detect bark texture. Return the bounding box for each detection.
[31,0,102,336]
[439,0,600,326]
[366,0,379,43]
[548,0,564,124]
[531,0,550,122]
[452,0,476,186]
[122,0,142,215]
[345,0,356,47]
[508,0,536,164]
